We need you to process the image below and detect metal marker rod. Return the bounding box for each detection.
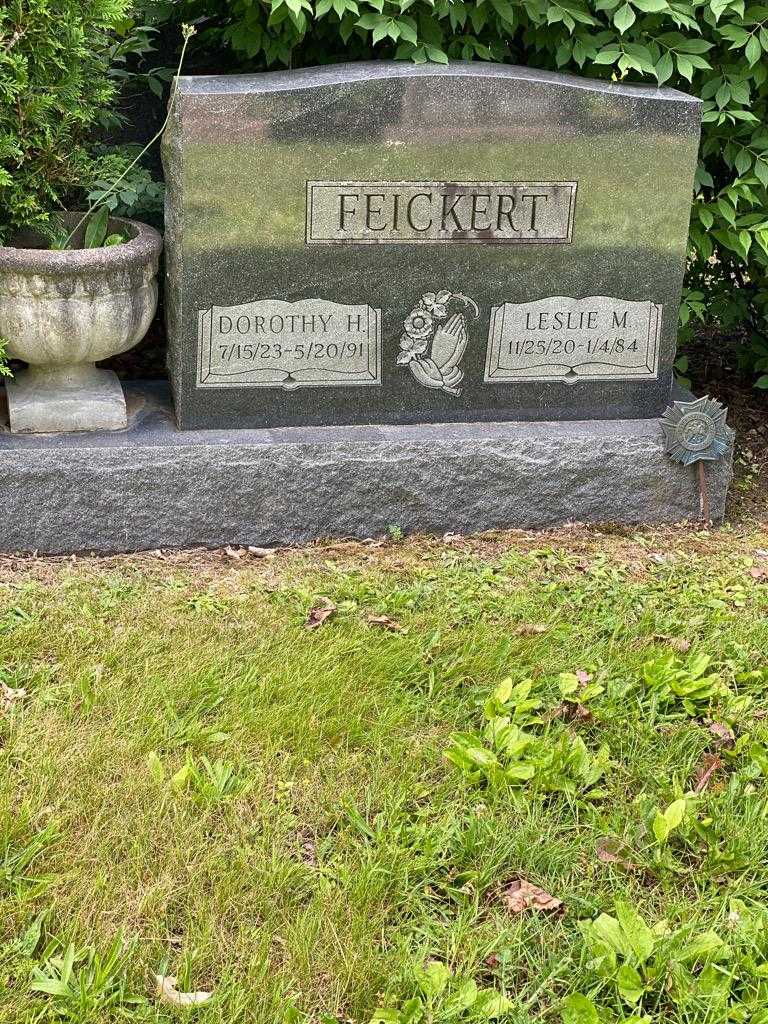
[698,460,710,522]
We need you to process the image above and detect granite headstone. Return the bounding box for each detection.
[162,62,701,429]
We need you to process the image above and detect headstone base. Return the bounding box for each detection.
[0,383,732,555]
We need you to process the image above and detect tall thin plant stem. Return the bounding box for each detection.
[64,24,196,249]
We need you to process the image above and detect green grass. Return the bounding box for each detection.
[1,527,768,1023]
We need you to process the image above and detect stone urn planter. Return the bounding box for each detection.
[0,214,162,432]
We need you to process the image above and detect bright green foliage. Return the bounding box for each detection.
[567,898,768,1022]
[29,936,146,1015]
[152,0,768,376]
[639,651,733,715]
[0,0,132,244]
[446,677,611,796]
[370,961,513,1023]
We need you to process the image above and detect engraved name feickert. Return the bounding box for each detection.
[306,181,577,244]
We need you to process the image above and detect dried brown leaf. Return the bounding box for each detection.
[550,701,592,723]
[247,546,276,559]
[305,598,336,630]
[515,623,548,636]
[224,545,245,559]
[708,721,735,748]
[366,613,405,632]
[155,976,213,1007]
[502,879,562,914]
[671,637,692,653]
[1,681,27,712]
[595,838,638,871]
[654,634,691,653]
[692,753,722,794]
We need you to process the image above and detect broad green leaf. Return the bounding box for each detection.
[616,900,656,963]
[84,205,109,249]
[415,961,450,998]
[633,0,669,10]
[676,54,694,81]
[593,913,635,958]
[594,48,621,63]
[745,33,761,65]
[396,17,418,44]
[663,798,687,831]
[29,978,73,997]
[558,672,580,695]
[652,810,670,843]
[698,207,714,228]
[446,979,478,1012]
[561,993,600,1024]
[616,963,645,1003]
[147,751,165,783]
[678,930,727,963]
[614,2,636,31]
[424,45,448,64]
[735,149,752,174]
[655,49,674,81]
[473,990,514,1018]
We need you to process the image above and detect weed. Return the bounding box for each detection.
[371,961,512,1023]
[29,935,146,1016]
[445,678,610,798]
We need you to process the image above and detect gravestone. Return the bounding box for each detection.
[163,62,702,430]
[0,62,734,556]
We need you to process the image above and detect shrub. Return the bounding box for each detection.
[150,0,768,382]
[0,0,133,245]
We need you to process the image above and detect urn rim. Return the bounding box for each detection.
[0,213,162,274]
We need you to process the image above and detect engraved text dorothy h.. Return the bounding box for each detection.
[216,311,366,336]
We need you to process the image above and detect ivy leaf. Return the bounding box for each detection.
[676,53,694,80]
[396,16,418,44]
[735,149,752,174]
[655,49,674,82]
[614,2,636,31]
[594,46,622,63]
[745,34,762,65]
[424,44,449,64]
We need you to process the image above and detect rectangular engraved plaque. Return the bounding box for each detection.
[306,181,577,244]
[484,296,662,385]
[198,298,381,389]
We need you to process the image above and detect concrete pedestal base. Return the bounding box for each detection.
[0,382,733,555]
[6,365,127,433]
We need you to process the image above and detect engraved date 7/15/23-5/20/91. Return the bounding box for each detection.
[216,340,367,363]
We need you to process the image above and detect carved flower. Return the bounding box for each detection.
[397,333,429,363]
[421,290,451,319]
[403,309,434,341]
